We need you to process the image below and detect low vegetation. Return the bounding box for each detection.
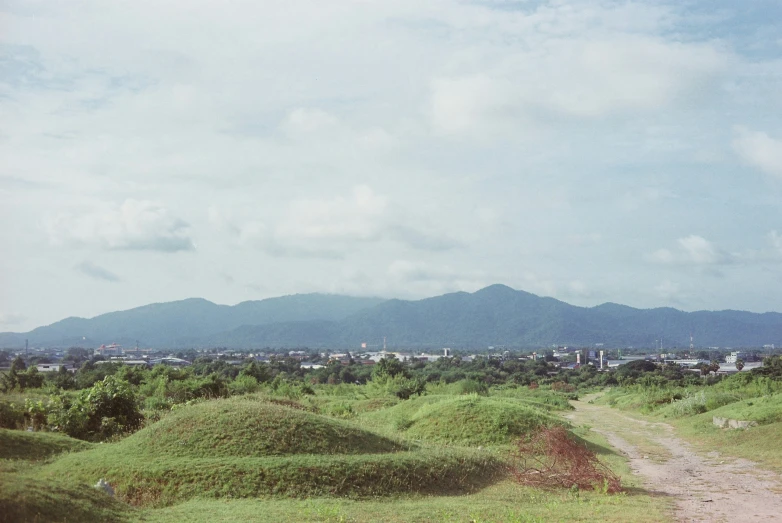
[6,351,780,520]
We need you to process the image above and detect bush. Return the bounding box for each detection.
[511,425,621,493]
[48,376,143,441]
[228,374,261,395]
[0,402,24,429]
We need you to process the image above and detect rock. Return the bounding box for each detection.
[94,479,114,497]
[713,416,757,429]
[712,416,728,428]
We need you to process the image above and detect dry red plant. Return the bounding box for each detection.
[510,425,622,493]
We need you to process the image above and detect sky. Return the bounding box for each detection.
[1,0,782,331]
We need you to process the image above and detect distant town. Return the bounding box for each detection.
[2,340,773,377]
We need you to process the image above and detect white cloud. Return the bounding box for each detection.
[655,280,683,303]
[430,33,727,137]
[45,199,194,252]
[211,185,459,258]
[732,126,782,178]
[651,235,730,266]
[677,235,724,265]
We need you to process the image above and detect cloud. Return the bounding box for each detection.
[0,312,27,326]
[281,108,340,136]
[677,235,725,265]
[732,126,782,178]
[655,280,683,303]
[651,235,731,266]
[45,199,194,252]
[75,261,121,282]
[211,186,460,258]
[430,33,727,136]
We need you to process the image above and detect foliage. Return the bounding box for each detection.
[48,376,143,441]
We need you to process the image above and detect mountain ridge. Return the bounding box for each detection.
[2,286,781,349]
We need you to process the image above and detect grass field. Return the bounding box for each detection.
[0,388,671,522]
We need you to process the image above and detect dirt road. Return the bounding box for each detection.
[567,396,782,522]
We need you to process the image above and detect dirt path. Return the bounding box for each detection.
[567,395,782,522]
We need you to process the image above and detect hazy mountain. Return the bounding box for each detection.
[0,294,384,348]
[193,284,782,349]
[3,285,781,349]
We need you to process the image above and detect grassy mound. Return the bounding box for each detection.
[39,447,504,506]
[122,396,405,457]
[405,396,557,445]
[363,395,557,445]
[0,429,94,461]
[0,474,132,523]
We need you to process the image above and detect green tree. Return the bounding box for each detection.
[372,355,406,381]
[735,359,745,372]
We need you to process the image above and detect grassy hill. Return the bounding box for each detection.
[0,429,94,461]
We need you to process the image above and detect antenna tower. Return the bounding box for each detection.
[690,332,694,351]
[383,337,387,351]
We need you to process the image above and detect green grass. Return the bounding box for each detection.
[0,473,134,523]
[0,429,94,461]
[117,396,406,458]
[0,388,673,522]
[361,395,559,446]
[133,480,666,522]
[704,393,782,424]
[38,447,504,506]
[32,396,507,506]
[667,394,782,472]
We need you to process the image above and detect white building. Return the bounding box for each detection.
[36,364,75,373]
[725,351,747,363]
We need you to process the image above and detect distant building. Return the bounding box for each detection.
[149,357,191,367]
[36,364,75,373]
[94,343,123,357]
[725,351,746,364]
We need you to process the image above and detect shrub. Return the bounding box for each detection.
[551,381,576,393]
[48,376,143,441]
[228,374,261,395]
[511,425,621,493]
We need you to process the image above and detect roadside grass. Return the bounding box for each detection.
[0,428,93,460]
[598,387,782,472]
[670,416,782,472]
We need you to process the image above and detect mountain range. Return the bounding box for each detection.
[2,285,781,349]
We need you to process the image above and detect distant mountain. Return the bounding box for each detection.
[3,285,781,349]
[202,285,782,349]
[0,294,385,349]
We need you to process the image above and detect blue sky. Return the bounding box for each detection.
[1,0,781,331]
